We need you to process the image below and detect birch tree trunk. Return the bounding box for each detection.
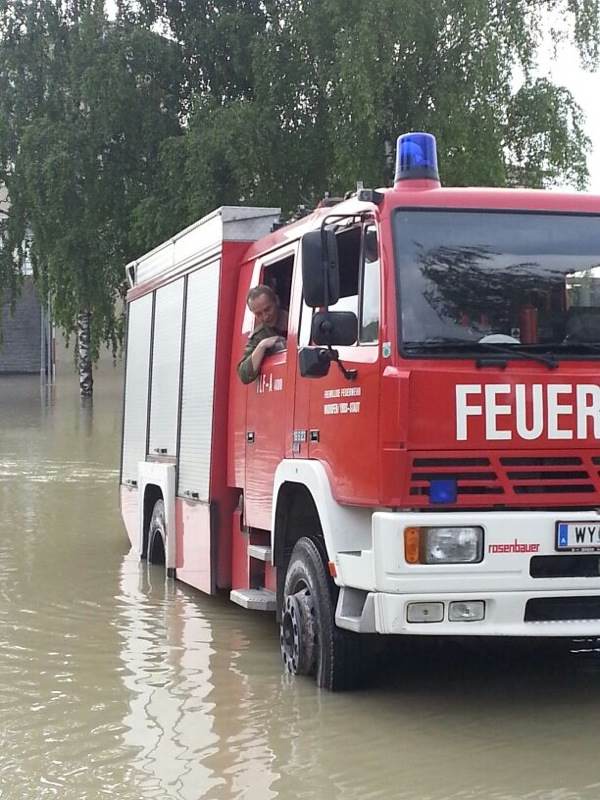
[77,310,93,397]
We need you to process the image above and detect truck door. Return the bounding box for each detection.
[300,222,382,503]
[244,246,298,530]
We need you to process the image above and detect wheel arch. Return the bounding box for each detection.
[136,461,177,570]
[272,459,373,576]
[143,484,163,559]
[272,481,323,570]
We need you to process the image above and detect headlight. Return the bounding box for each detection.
[404,526,483,564]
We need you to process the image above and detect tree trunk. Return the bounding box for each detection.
[77,310,93,397]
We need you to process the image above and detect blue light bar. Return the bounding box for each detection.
[395,132,439,183]
[429,478,457,505]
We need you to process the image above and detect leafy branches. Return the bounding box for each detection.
[0,0,598,388]
[0,1,185,362]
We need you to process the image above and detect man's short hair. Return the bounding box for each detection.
[247,284,278,306]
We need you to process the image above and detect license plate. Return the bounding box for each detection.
[556,521,600,552]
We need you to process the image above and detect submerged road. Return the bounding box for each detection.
[1,363,600,799]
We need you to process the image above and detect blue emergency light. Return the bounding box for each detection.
[429,478,457,504]
[394,132,439,184]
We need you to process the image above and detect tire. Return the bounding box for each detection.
[280,536,364,691]
[148,499,166,565]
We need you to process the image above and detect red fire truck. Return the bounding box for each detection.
[120,132,600,689]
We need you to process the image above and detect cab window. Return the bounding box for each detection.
[301,223,380,345]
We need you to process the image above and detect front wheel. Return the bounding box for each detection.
[280,537,364,690]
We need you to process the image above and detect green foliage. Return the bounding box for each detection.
[0,1,185,358]
[1,0,599,359]
[132,0,598,244]
[506,78,590,189]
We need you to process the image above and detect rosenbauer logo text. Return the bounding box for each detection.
[455,383,600,441]
[488,540,540,554]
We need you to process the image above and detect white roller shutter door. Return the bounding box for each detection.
[121,293,153,483]
[177,261,220,500]
[148,279,184,456]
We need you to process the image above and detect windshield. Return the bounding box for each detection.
[394,210,600,357]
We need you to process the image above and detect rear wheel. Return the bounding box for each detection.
[280,536,364,690]
[148,499,166,565]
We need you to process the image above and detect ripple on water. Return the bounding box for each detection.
[4,372,600,799]
[0,458,118,483]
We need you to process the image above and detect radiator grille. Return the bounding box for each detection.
[409,452,600,506]
[525,596,600,622]
[530,555,600,579]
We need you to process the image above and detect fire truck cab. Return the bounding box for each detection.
[121,133,600,689]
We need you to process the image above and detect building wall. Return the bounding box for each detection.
[0,278,42,374]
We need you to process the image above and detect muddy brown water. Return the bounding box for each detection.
[2,363,600,800]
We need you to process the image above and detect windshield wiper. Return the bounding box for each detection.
[550,341,600,353]
[404,339,558,369]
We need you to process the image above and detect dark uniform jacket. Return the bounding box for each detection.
[237,324,286,384]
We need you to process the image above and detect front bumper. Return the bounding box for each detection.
[333,509,600,636]
[336,588,600,636]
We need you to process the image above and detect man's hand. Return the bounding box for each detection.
[259,335,281,351]
[248,334,284,378]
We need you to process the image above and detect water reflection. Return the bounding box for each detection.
[118,557,219,798]
[116,554,600,800]
[3,367,600,799]
[117,553,289,800]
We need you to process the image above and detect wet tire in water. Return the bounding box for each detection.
[148,499,166,565]
[280,536,365,691]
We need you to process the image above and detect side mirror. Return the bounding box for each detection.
[301,228,340,307]
[298,347,332,378]
[311,311,358,346]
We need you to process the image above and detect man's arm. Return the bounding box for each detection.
[237,333,280,384]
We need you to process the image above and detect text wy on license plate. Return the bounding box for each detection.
[556,522,600,551]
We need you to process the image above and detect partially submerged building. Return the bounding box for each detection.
[0,187,54,377]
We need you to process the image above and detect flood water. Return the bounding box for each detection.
[3,363,600,799]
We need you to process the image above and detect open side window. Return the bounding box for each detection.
[262,255,293,316]
[252,254,294,349]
